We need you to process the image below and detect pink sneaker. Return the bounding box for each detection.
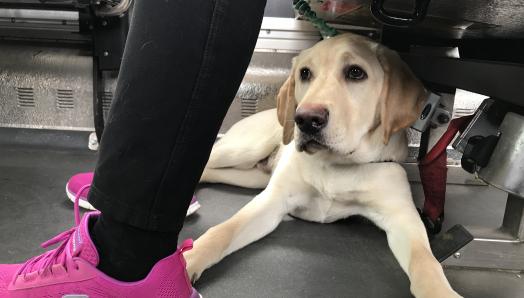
[66,172,201,216]
[0,185,201,298]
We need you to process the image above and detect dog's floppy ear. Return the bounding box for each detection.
[377,46,427,144]
[277,60,297,145]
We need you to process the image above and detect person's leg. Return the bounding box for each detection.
[88,0,267,281]
[0,0,268,295]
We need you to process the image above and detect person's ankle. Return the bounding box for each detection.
[90,214,179,281]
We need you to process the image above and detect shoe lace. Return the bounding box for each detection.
[15,184,92,279]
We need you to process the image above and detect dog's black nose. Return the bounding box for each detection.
[295,105,329,135]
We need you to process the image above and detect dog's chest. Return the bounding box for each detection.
[288,159,373,223]
[289,194,364,223]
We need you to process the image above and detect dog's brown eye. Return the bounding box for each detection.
[344,65,367,81]
[299,67,312,81]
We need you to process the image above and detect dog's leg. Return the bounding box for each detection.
[321,163,460,298]
[200,167,270,189]
[205,137,278,170]
[368,204,461,298]
[358,166,461,298]
[184,187,288,282]
[205,109,282,170]
[186,145,305,282]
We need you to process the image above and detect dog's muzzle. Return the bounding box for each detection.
[294,105,329,135]
[296,134,328,154]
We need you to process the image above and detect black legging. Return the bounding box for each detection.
[88,0,268,232]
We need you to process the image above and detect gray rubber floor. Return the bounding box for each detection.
[0,129,523,297]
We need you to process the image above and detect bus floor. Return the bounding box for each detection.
[0,130,522,298]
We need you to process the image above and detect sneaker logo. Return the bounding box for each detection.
[62,295,89,298]
[72,230,82,253]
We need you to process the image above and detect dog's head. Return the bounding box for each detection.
[277,33,426,158]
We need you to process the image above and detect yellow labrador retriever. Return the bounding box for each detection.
[186,33,461,298]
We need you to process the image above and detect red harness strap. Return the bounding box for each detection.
[418,115,473,232]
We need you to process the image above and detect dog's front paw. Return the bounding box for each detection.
[183,249,207,283]
[416,288,463,298]
[438,290,462,298]
[411,282,463,298]
[437,290,462,298]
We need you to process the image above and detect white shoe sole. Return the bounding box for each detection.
[186,200,201,217]
[65,183,96,210]
[66,183,201,217]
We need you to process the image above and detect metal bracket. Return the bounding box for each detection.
[443,194,524,271]
[411,92,451,132]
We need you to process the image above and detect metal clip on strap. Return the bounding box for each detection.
[411,92,441,132]
[370,0,431,27]
[418,208,443,236]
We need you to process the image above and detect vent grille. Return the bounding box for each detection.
[454,108,476,118]
[56,89,75,109]
[16,87,35,108]
[100,91,113,112]
[241,98,258,118]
